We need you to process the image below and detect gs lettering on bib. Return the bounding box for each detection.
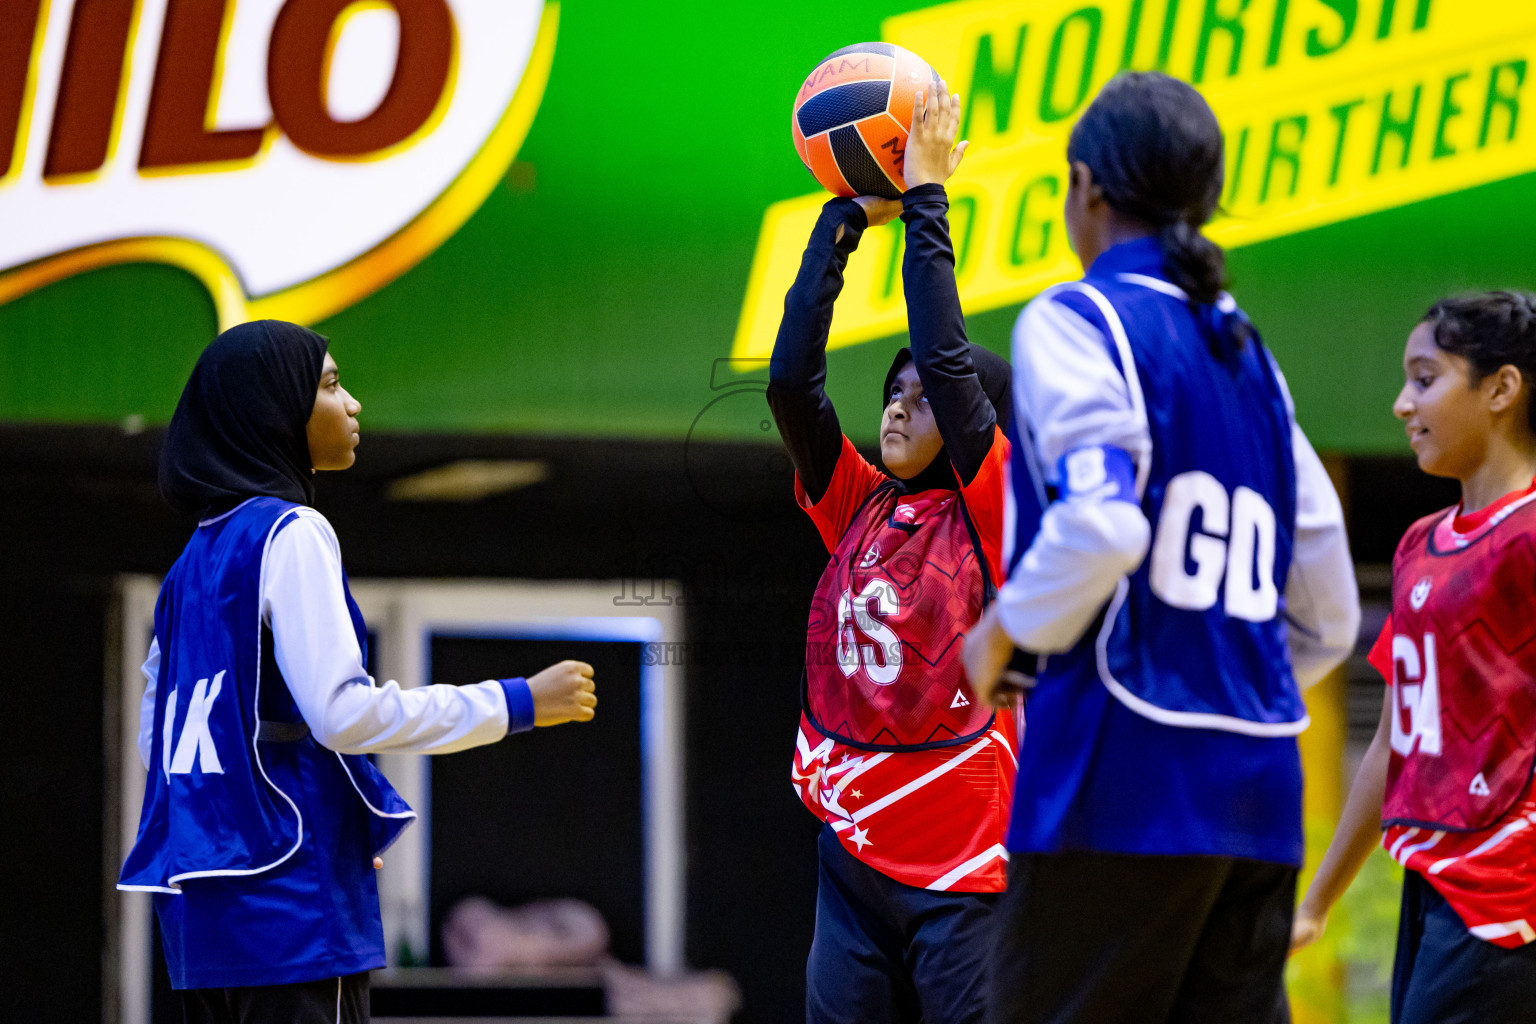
[803,481,995,750]
[1384,495,1536,832]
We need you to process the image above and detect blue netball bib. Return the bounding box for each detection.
[120,496,413,893]
[1015,272,1307,736]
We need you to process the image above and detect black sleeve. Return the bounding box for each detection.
[766,198,868,504]
[901,183,996,487]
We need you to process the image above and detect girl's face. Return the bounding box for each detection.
[1394,322,1499,479]
[307,352,362,471]
[880,362,944,480]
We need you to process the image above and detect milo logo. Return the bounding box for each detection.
[0,0,558,326]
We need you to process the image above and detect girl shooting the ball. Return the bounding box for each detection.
[769,81,1016,1024]
[961,72,1359,1024]
[1294,292,1536,1023]
[119,321,597,1024]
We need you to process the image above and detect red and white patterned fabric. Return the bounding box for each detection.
[1371,481,1536,947]
[791,431,1016,893]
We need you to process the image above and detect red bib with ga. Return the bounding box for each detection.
[802,481,995,750]
[1383,495,1536,832]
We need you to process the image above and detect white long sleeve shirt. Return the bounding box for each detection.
[137,508,514,769]
[997,292,1360,687]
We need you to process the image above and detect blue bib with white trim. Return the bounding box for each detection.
[119,496,412,894]
[1012,270,1306,734]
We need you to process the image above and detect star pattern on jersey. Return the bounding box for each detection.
[850,826,871,851]
[851,789,862,799]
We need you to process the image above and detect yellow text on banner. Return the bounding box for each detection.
[733,0,1536,361]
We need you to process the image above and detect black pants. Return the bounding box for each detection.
[808,825,999,1024]
[1391,869,1536,1024]
[988,851,1295,1024]
[180,972,369,1024]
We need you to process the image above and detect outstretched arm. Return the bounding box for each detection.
[900,84,995,486]
[266,513,595,755]
[766,198,875,504]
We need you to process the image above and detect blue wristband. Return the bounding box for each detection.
[500,678,535,734]
[1056,445,1136,502]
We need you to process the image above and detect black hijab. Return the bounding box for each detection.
[160,320,329,516]
[881,344,1013,493]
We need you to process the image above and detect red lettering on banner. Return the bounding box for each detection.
[0,0,460,182]
[0,0,44,178]
[140,0,266,171]
[268,0,454,159]
[44,0,136,179]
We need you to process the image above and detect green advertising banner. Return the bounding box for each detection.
[1,0,1533,453]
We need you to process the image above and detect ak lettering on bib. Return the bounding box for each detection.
[803,481,995,750]
[1384,497,1536,833]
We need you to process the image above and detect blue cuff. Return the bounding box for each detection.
[500,678,535,735]
[1056,445,1136,502]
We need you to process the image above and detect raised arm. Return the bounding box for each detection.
[265,512,595,755]
[900,86,995,486]
[766,198,870,503]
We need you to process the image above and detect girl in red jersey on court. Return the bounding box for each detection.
[767,84,1017,1024]
[1294,292,1536,1023]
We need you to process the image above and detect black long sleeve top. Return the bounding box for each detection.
[766,185,997,504]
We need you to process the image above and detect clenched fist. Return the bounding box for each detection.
[527,660,597,726]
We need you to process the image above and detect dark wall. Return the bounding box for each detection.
[0,424,831,1024]
[0,579,109,1017]
[428,637,648,966]
[0,424,1469,1023]
[1345,456,1463,563]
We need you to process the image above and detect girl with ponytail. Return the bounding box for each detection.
[962,72,1360,1023]
[1295,291,1536,1023]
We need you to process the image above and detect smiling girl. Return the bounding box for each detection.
[1293,292,1536,1023]
[119,320,597,1024]
[767,85,1017,1024]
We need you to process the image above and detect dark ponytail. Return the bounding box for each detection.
[1423,291,1536,434]
[1158,220,1226,306]
[1068,72,1248,350]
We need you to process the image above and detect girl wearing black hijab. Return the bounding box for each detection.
[767,85,1017,1024]
[119,321,598,1023]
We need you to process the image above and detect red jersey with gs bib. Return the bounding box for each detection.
[1370,481,1536,947]
[792,432,1016,893]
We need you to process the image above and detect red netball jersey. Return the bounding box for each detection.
[1370,483,1536,946]
[803,472,997,749]
[791,432,1017,893]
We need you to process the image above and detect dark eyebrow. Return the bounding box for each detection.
[1405,356,1439,372]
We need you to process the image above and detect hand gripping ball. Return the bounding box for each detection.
[792,42,940,200]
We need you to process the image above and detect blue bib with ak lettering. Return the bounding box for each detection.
[119,497,414,986]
